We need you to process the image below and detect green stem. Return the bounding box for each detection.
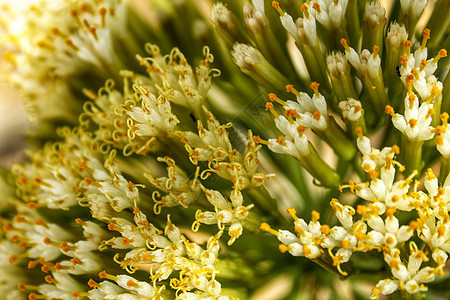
[346,0,361,49]
[315,117,357,161]
[299,143,341,188]
[402,138,424,175]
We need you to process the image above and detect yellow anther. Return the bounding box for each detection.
[312,2,321,12]
[286,84,301,97]
[432,49,447,64]
[373,45,379,58]
[385,207,396,217]
[260,222,280,236]
[99,270,119,281]
[341,240,350,249]
[313,111,321,120]
[400,55,408,67]
[369,169,379,180]
[266,102,279,119]
[310,82,320,97]
[440,112,449,124]
[409,119,417,128]
[301,4,310,19]
[389,259,399,269]
[252,135,270,145]
[355,127,363,139]
[279,244,289,253]
[405,40,412,56]
[269,93,288,106]
[431,86,441,96]
[311,210,320,222]
[385,105,395,116]
[340,38,350,52]
[303,245,311,257]
[272,1,284,16]
[422,28,430,50]
[276,136,286,145]
[320,224,330,235]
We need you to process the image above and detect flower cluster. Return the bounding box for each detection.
[1,0,450,299]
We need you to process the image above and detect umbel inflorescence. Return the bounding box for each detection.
[0,0,449,299]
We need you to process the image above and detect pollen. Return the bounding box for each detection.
[279,244,289,253]
[301,4,310,19]
[260,223,279,236]
[356,205,367,215]
[312,2,321,12]
[311,210,320,222]
[320,225,330,235]
[409,119,418,128]
[341,240,350,249]
[385,105,395,115]
[431,86,441,96]
[400,56,408,65]
[340,38,350,52]
[373,45,379,58]
[385,207,396,217]
[389,259,399,269]
[272,1,284,15]
[276,136,286,145]
[285,109,297,118]
[313,111,321,120]
[268,93,277,101]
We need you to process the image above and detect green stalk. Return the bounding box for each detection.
[402,137,424,175]
[299,143,341,188]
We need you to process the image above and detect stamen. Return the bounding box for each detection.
[252,135,270,145]
[310,82,320,97]
[99,270,119,281]
[72,291,90,298]
[373,45,379,59]
[276,136,286,145]
[441,112,449,128]
[340,39,350,52]
[286,208,299,222]
[65,39,79,51]
[285,109,297,123]
[17,283,40,291]
[265,102,279,119]
[312,2,321,13]
[385,105,396,118]
[311,210,320,222]
[409,119,417,128]
[34,218,49,229]
[99,7,107,27]
[268,93,287,106]
[419,59,428,71]
[286,84,301,97]
[313,111,321,120]
[88,278,100,289]
[279,244,290,253]
[301,4,310,19]
[400,55,408,67]
[411,68,419,80]
[297,125,305,137]
[272,1,284,16]
[432,49,447,64]
[404,40,412,56]
[421,28,430,50]
[260,223,280,236]
[355,127,364,140]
